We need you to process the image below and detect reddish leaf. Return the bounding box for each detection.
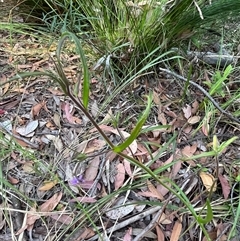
[219,174,231,199]
[123,227,132,241]
[64,102,74,123]
[7,174,19,184]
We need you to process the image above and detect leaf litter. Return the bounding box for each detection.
[1,23,240,241]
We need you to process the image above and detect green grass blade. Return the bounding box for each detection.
[113,92,152,153]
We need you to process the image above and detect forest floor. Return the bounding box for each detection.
[1,3,240,241]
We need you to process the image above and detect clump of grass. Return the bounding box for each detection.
[19,0,240,81]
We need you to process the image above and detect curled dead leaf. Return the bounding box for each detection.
[31,101,45,117]
[199,171,217,192]
[188,115,200,124]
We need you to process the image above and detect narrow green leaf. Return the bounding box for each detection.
[113,93,153,153]
[223,64,233,79]
[219,136,238,152]
[183,151,216,160]
[64,32,90,108]
[197,198,213,224]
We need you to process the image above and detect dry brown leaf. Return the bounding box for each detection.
[115,163,125,190]
[46,121,55,129]
[13,135,29,147]
[170,220,182,241]
[202,231,217,241]
[7,174,19,184]
[188,115,200,124]
[191,100,199,114]
[53,113,61,128]
[183,124,192,133]
[157,181,170,197]
[84,139,106,154]
[182,104,192,119]
[163,154,174,168]
[72,116,82,124]
[123,159,132,177]
[16,120,38,137]
[48,87,64,95]
[50,214,73,225]
[84,156,100,181]
[158,212,172,225]
[138,191,162,199]
[181,144,197,157]
[158,111,167,125]
[147,180,164,201]
[153,90,161,105]
[156,225,165,241]
[31,101,45,117]
[53,136,64,152]
[0,98,20,110]
[216,223,228,241]
[78,228,95,240]
[199,172,217,192]
[38,175,59,191]
[40,192,62,212]
[16,192,62,235]
[171,160,182,178]
[22,161,35,173]
[89,124,116,133]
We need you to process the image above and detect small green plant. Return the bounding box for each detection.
[204,64,233,97]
